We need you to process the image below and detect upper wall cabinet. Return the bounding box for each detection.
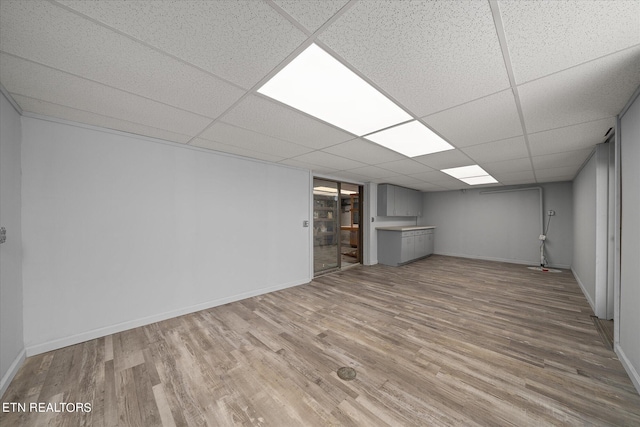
[378,184,422,217]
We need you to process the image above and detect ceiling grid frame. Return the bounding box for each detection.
[0,0,637,190]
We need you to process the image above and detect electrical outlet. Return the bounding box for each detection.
[547,210,555,216]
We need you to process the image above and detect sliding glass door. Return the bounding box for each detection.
[313,179,339,274]
[313,179,362,275]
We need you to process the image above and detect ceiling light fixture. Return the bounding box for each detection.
[258,44,412,136]
[365,120,454,157]
[441,165,498,186]
[313,186,356,196]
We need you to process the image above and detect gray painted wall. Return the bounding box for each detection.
[419,182,573,268]
[21,117,312,355]
[619,91,640,392]
[0,92,24,396]
[572,152,597,309]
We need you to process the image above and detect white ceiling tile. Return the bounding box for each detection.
[409,170,451,182]
[499,0,640,84]
[528,118,615,157]
[412,182,449,192]
[273,0,350,32]
[0,0,245,118]
[482,157,532,174]
[377,159,434,175]
[532,148,593,170]
[534,166,580,180]
[221,95,354,149]
[381,175,424,188]
[56,0,307,88]
[329,171,368,184]
[519,46,640,133]
[191,138,285,163]
[13,95,191,144]
[346,166,400,179]
[435,180,475,190]
[322,138,405,165]
[461,136,529,163]
[319,0,510,117]
[288,151,367,170]
[278,158,340,176]
[198,122,313,159]
[413,149,474,170]
[490,170,536,183]
[0,54,212,136]
[499,178,537,186]
[422,90,523,147]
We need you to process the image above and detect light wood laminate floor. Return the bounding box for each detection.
[2,256,639,426]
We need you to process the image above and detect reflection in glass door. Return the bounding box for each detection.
[313,179,339,274]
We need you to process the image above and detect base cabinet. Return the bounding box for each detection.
[378,229,434,266]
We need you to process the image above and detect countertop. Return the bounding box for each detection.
[376,226,436,231]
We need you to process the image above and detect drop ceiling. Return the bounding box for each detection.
[1,0,638,191]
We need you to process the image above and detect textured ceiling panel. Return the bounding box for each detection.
[412,182,449,192]
[326,170,368,184]
[322,139,405,165]
[534,166,580,180]
[499,0,640,84]
[0,1,636,190]
[346,166,400,179]
[0,0,244,118]
[377,159,435,175]
[410,170,451,182]
[528,118,615,157]
[220,95,354,149]
[490,170,536,183]
[287,151,367,171]
[482,157,532,174]
[422,90,523,148]
[56,0,307,88]
[0,54,212,136]
[273,0,350,33]
[382,175,424,188]
[13,95,192,144]
[319,0,510,117]
[519,46,640,133]
[198,122,313,158]
[532,148,593,171]
[413,149,474,170]
[461,136,529,164]
[278,158,340,175]
[191,138,285,163]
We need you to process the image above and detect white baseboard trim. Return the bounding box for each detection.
[1,347,26,398]
[434,252,570,270]
[615,344,640,395]
[571,267,596,314]
[26,278,310,357]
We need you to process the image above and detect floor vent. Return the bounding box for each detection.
[337,367,356,381]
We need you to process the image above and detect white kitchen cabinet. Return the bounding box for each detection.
[377,184,422,217]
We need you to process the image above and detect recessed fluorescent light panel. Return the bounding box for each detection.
[314,186,356,196]
[365,121,454,157]
[441,165,498,185]
[258,44,411,136]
